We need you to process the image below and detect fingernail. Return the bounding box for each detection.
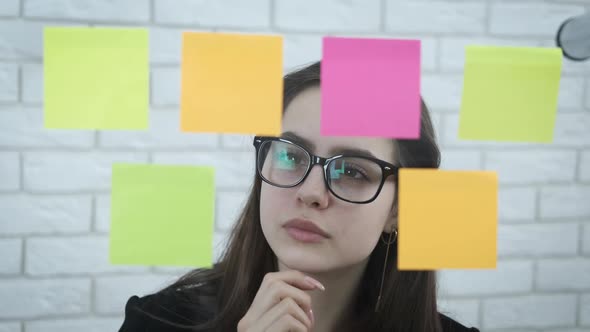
[308,308,315,325]
[304,276,325,291]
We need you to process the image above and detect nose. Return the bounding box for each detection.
[296,164,330,209]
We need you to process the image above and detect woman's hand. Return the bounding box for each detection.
[237,270,325,332]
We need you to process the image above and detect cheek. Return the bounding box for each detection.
[379,181,397,204]
[259,183,293,227]
[373,182,397,221]
[336,208,386,252]
[330,189,396,261]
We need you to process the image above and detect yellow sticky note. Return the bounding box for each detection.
[109,164,215,267]
[459,46,562,143]
[398,169,497,270]
[44,27,149,129]
[180,32,282,135]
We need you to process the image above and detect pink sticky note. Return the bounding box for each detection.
[321,37,421,139]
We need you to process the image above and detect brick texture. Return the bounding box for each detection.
[1,1,588,330]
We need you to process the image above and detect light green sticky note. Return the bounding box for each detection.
[459,46,563,143]
[110,164,215,267]
[44,27,149,129]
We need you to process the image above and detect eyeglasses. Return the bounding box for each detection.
[253,136,399,204]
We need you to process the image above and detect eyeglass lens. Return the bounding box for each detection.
[258,140,384,202]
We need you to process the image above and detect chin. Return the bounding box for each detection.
[279,258,331,274]
[275,248,336,274]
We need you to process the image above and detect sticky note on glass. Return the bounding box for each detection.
[398,169,497,270]
[321,37,421,139]
[180,32,283,135]
[44,27,149,129]
[110,164,215,267]
[459,46,562,143]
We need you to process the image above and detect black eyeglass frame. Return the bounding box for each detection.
[253,136,399,204]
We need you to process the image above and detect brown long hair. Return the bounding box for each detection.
[154,61,442,331]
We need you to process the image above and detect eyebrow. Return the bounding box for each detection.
[280,131,378,159]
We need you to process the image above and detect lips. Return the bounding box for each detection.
[283,218,330,239]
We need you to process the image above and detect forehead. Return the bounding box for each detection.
[282,86,396,163]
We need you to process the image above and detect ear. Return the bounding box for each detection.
[383,205,398,233]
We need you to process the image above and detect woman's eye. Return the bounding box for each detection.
[287,153,300,162]
[274,149,302,168]
[344,166,368,180]
[331,161,369,180]
[282,151,300,162]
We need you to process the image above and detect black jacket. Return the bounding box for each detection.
[119,288,480,332]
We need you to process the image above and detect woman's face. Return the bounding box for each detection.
[259,86,398,273]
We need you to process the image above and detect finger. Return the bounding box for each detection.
[265,313,308,332]
[256,297,311,331]
[250,280,313,322]
[263,270,325,292]
[249,271,321,320]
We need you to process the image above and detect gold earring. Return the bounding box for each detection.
[380,227,398,245]
[375,228,397,312]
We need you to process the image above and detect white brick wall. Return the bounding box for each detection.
[489,3,586,37]
[1,1,589,331]
[497,187,536,223]
[537,258,590,291]
[540,186,590,219]
[385,1,486,34]
[21,64,43,104]
[0,110,94,148]
[0,323,20,332]
[559,77,586,110]
[0,279,90,318]
[155,0,270,28]
[0,195,92,234]
[94,274,177,314]
[283,34,323,71]
[0,239,21,275]
[437,298,479,328]
[0,64,18,102]
[421,74,464,111]
[153,151,255,189]
[584,224,590,255]
[498,223,579,257]
[439,149,482,171]
[0,152,19,191]
[98,111,218,149]
[553,113,590,147]
[0,21,60,59]
[24,0,150,23]
[26,318,121,332]
[485,150,577,185]
[151,68,181,106]
[439,37,540,72]
[93,194,110,233]
[483,295,577,329]
[0,0,19,17]
[23,152,149,192]
[216,191,249,232]
[275,0,380,32]
[25,236,147,275]
[581,151,590,182]
[581,294,590,326]
[439,261,533,296]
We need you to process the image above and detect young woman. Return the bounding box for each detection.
[119,62,480,332]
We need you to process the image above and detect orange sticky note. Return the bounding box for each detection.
[398,169,497,270]
[180,32,283,135]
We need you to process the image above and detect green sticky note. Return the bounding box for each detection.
[44,27,149,129]
[110,164,215,267]
[459,46,562,143]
